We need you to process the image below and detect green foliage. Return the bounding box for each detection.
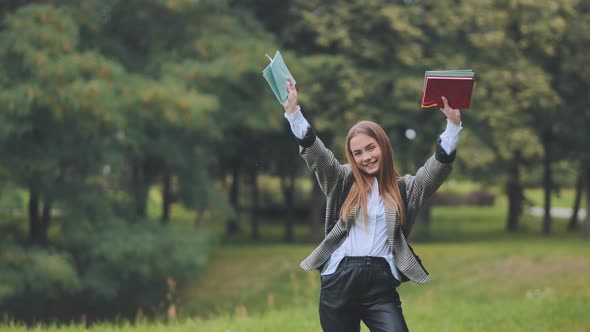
[0,243,81,317]
[69,218,213,301]
[0,4,126,218]
[0,5,78,62]
[0,244,80,299]
[0,218,215,321]
[557,3,590,164]
[0,183,24,216]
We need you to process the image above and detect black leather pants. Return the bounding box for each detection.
[319,256,409,332]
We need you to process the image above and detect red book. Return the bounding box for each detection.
[421,76,475,109]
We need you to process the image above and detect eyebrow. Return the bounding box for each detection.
[352,143,376,154]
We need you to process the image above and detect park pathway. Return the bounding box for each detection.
[528,207,587,219]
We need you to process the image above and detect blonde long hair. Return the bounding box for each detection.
[339,121,406,225]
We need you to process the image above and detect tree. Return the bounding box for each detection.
[459,0,578,233]
[0,3,221,321]
[568,172,583,231]
[0,4,126,244]
[557,1,590,238]
[67,0,224,223]
[161,4,284,237]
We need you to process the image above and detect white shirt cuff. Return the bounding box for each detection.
[284,106,310,139]
[439,119,462,155]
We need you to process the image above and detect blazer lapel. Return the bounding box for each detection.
[345,206,357,231]
[384,204,399,250]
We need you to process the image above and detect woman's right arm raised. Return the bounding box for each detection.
[283,79,347,197]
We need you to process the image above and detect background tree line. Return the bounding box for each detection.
[0,0,588,323]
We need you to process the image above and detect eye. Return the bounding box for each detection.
[368,145,375,151]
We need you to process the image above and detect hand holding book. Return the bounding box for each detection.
[283,78,298,115]
[439,96,461,126]
[262,50,297,104]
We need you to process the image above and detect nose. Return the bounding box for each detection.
[362,152,372,162]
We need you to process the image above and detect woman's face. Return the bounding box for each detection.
[349,133,382,175]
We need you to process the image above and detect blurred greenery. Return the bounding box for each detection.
[0,0,589,326]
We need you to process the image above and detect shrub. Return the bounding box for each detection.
[465,190,496,206]
[0,219,215,323]
[432,191,465,206]
[64,218,215,320]
[0,243,81,321]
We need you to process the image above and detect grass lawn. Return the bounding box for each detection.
[5,237,588,331]
[175,206,590,331]
[4,205,589,331]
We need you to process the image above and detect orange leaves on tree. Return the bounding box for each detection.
[63,40,72,53]
[36,54,47,68]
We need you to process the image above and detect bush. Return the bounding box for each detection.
[65,218,215,320]
[0,219,216,323]
[432,191,466,206]
[0,243,81,321]
[465,190,496,206]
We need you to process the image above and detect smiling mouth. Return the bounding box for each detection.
[364,161,377,168]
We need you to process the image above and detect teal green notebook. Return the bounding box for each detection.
[262,50,296,104]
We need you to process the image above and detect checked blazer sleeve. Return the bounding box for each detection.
[297,127,349,200]
[402,139,455,237]
[390,140,455,284]
[298,127,354,238]
[296,127,355,271]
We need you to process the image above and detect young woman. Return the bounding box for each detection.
[282,79,462,332]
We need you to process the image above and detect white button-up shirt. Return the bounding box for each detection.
[321,177,402,279]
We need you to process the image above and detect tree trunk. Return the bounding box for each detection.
[309,174,325,243]
[131,163,149,220]
[542,135,553,235]
[226,158,240,234]
[282,170,296,242]
[28,189,41,245]
[506,150,523,232]
[194,209,205,231]
[28,187,50,247]
[249,165,259,240]
[584,164,590,239]
[568,170,583,231]
[161,171,172,224]
[136,183,149,219]
[40,200,51,246]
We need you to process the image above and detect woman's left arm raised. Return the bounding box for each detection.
[402,96,462,234]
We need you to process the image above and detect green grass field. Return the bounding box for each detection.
[5,238,589,331]
[3,204,589,331]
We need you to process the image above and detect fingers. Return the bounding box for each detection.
[286,79,297,103]
[283,78,298,113]
[442,96,460,113]
[287,78,297,95]
[440,96,454,113]
[438,96,462,125]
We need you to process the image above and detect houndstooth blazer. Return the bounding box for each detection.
[296,127,455,284]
